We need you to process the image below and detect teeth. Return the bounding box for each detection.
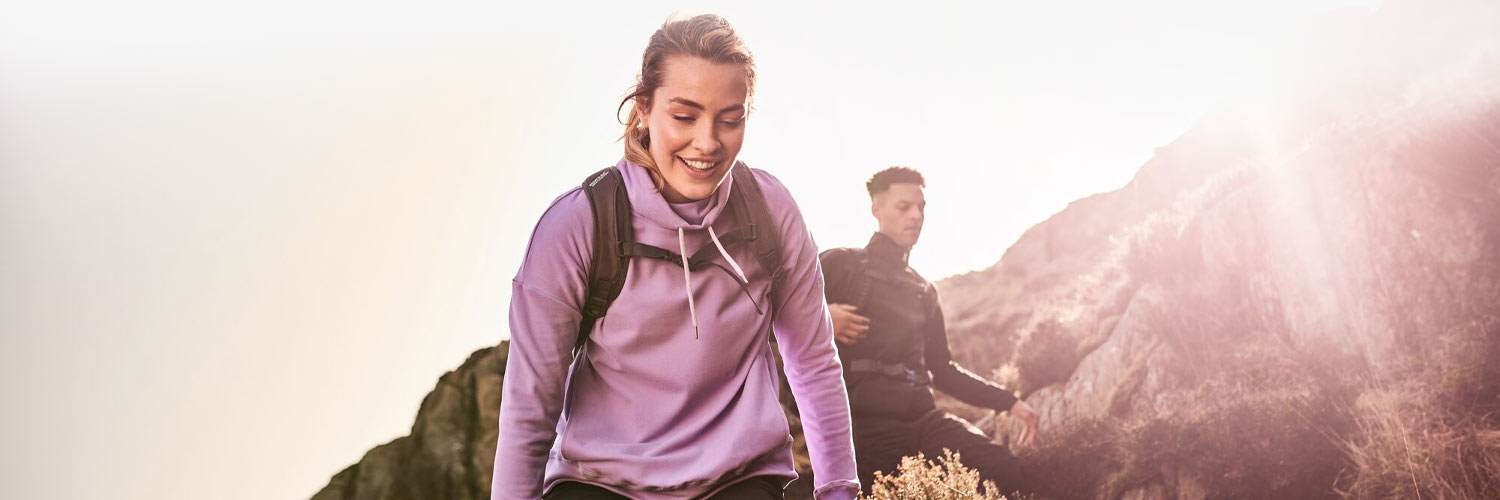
[681,158,717,171]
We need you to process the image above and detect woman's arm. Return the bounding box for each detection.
[759,171,860,500]
[492,190,593,500]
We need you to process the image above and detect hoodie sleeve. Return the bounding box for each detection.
[492,189,593,500]
[757,171,861,500]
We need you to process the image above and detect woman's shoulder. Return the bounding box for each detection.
[743,165,804,223]
[515,185,594,282]
[531,186,593,239]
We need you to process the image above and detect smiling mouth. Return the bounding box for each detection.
[678,157,718,172]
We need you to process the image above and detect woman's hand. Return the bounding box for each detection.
[1010,399,1041,448]
[828,303,870,345]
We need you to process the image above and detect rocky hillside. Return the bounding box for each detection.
[928,3,1500,498]
[941,90,1500,500]
[932,16,1500,500]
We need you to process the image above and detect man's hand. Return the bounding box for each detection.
[1010,399,1041,448]
[828,303,870,345]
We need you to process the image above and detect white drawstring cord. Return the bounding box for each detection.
[678,227,699,339]
[708,226,748,284]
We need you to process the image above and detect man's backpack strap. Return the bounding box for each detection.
[578,166,632,355]
[727,163,786,288]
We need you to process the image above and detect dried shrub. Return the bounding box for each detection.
[865,450,1012,500]
[1011,320,1079,395]
[991,364,1021,395]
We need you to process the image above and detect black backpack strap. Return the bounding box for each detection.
[727,162,786,289]
[578,166,633,355]
[818,247,870,308]
[625,226,755,271]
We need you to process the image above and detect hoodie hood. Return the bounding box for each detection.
[618,158,735,231]
[616,158,750,340]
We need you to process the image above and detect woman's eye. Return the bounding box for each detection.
[721,118,744,127]
[673,115,695,123]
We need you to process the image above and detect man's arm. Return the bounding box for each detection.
[922,289,1019,412]
[819,250,869,345]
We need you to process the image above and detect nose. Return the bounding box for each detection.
[691,120,722,154]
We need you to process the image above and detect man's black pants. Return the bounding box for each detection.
[853,410,1034,497]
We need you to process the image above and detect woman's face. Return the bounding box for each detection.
[640,55,749,203]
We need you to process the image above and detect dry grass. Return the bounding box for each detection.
[1336,316,1500,500]
[1337,386,1500,500]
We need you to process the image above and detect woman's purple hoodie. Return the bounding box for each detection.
[491,159,859,499]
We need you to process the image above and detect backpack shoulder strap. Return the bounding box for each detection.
[818,246,872,309]
[578,166,633,355]
[727,162,786,289]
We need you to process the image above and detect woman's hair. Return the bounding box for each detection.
[619,14,756,188]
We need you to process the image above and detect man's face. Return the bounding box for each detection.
[871,182,925,248]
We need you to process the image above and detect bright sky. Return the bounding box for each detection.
[0,1,1400,499]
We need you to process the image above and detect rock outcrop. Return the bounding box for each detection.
[311,346,506,500]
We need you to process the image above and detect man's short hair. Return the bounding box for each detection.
[866,166,926,197]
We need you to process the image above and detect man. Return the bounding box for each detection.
[821,167,1042,496]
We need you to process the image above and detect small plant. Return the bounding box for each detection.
[865,450,1011,500]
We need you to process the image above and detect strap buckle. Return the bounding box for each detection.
[582,296,610,318]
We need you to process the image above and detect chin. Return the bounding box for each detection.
[676,174,729,198]
[678,186,715,200]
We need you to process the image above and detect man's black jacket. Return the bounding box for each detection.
[821,233,1017,419]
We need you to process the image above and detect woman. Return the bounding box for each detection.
[491,15,859,500]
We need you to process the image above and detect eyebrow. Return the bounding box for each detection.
[667,97,745,114]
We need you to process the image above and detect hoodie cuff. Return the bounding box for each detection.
[813,480,861,500]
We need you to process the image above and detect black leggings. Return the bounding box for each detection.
[543,476,785,500]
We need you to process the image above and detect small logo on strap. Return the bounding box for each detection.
[588,170,612,188]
